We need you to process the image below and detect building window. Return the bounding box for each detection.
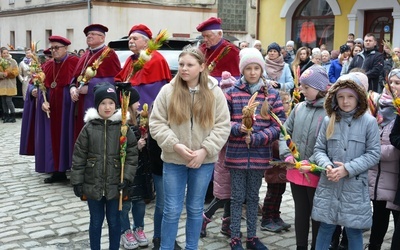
[45,30,52,47]
[10,31,15,49]
[26,30,32,50]
[292,0,334,50]
[218,0,247,32]
[9,0,15,4]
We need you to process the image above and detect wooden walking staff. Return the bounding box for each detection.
[119,90,130,210]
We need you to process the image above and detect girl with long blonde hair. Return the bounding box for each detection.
[149,46,231,250]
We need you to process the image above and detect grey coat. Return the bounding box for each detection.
[312,78,381,229]
[312,111,380,229]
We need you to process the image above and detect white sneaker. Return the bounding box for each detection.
[121,229,139,249]
[133,227,149,247]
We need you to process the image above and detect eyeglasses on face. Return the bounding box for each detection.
[50,45,66,51]
[86,32,104,37]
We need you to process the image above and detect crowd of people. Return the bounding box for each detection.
[6,15,399,250]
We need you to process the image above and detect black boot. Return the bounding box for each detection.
[3,113,9,123]
[44,172,68,183]
[365,243,381,250]
[152,238,160,250]
[6,113,16,123]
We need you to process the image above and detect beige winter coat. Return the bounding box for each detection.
[0,55,18,96]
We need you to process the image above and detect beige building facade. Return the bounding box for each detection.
[0,0,258,51]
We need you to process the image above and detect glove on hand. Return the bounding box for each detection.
[118,180,130,191]
[73,185,83,198]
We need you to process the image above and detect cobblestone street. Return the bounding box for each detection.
[0,118,394,249]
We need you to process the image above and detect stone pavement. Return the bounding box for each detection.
[0,118,394,250]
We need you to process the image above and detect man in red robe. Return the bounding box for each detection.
[36,36,79,183]
[196,17,240,81]
[69,24,121,140]
[114,24,171,108]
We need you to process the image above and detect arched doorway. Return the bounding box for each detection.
[364,9,393,51]
[291,0,335,50]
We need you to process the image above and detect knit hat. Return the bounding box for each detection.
[94,83,118,111]
[128,86,140,106]
[253,40,262,47]
[286,40,294,47]
[340,44,351,54]
[337,72,368,92]
[267,42,281,55]
[220,71,236,91]
[337,88,359,100]
[299,65,329,91]
[354,38,364,44]
[239,48,265,74]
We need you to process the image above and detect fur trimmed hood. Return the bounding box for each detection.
[325,79,368,120]
[83,108,130,123]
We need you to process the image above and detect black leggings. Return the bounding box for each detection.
[370,200,400,246]
[290,182,320,248]
[204,197,231,219]
[1,96,15,114]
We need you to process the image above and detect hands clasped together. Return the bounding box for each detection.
[173,143,207,169]
[326,161,349,182]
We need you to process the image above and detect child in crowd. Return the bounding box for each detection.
[312,78,381,249]
[260,91,292,233]
[201,71,236,238]
[366,69,400,250]
[225,47,285,250]
[279,65,329,250]
[70,83,138,250]
[120,86,151,249]
[149,46,231,250]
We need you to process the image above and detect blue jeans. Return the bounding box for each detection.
[160,162,214,250]
[87,197,120,250]
[120,199,146,233]
[315,222,363,250]
[153,174,164,239]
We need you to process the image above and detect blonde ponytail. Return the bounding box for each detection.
[326,112,336,139]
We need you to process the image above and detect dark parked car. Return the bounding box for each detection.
[108,36,199,77]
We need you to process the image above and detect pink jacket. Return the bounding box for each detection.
[286,169,320,188]
[368,120,400,211]
[213,145,231,199]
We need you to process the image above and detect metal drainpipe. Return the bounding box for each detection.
[256,0,260,39]
[87,0,92,25]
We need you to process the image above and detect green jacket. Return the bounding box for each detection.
[70,108,138,201]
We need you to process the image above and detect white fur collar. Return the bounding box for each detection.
[84,108,129,123]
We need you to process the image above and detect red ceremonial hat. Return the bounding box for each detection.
[43,48,52,55]
[48,35,71,46]
[128,24,152,39]
[83,23,109,35]
[196,17,222,32]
